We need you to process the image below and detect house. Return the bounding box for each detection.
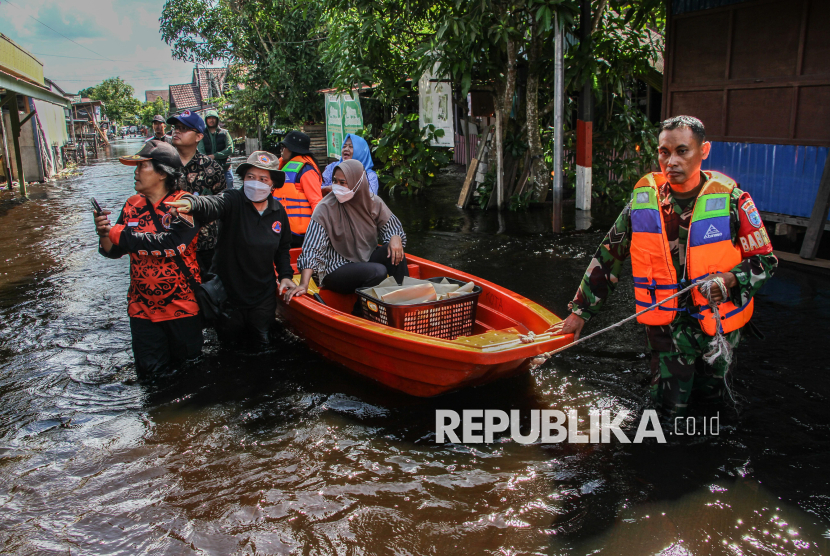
[662,0,830,260]
[71,98,110,147]
[145,89,170,103]
[168,67,228,115]
[0,33,71,194]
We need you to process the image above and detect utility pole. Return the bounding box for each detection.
[552,12,564,233]
[576,0,593,213]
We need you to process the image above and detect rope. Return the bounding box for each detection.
[696,276,737,403]
[522,275,740,407]
[527,278,721,365]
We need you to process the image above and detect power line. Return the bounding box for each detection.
[57,75,190,82]
[31,52,134,62]
[2,0,116,62]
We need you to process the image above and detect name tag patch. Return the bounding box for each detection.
[705,197,726,212]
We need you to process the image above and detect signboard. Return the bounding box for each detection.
[419,71,454,147]
[325,91,364,159]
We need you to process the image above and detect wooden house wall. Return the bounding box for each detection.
[663,0,830,147]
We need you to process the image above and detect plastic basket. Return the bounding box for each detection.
[357,277,482,340]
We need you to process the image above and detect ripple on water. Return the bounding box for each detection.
[0,148,829,554]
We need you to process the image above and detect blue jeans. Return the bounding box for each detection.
[225,169,234,188]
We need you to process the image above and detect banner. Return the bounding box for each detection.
[325,91,364,159]
[419,71,454,147]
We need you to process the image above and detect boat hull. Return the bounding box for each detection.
[277,252,572,397]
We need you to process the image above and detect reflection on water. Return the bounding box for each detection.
[0,142,828,554]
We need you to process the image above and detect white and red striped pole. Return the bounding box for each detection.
[576,0,593,212]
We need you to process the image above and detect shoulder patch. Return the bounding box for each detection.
[741,198,762,228]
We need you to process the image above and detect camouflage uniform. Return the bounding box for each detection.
[179,152,227,252]
[570,173,778,417]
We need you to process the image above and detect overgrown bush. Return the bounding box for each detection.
[372,113,451,196]
[542,101,659,207]
[592,104,659,205]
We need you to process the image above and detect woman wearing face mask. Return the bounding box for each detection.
[167,151,294,347]
[284,159,407,306]
[321,134,380,197]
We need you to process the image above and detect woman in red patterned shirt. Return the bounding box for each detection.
[94,140,204,379]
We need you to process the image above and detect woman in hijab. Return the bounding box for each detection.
[321,134,380,196]
[285,159,407,304]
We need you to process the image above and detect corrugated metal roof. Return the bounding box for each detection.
[673,0,752,15]
[702,141,829,218]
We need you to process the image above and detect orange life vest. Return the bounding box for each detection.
[629,171,754,335]
[273,159,316,236]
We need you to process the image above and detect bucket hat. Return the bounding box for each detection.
[279,130,312,156]
[235,150,285,187]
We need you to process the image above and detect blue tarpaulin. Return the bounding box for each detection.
[703,142,828,219]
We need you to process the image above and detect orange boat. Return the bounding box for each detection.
[277,249,573,397]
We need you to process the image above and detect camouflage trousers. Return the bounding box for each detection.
[646,317,741,418]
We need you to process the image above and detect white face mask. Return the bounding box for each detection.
[243,179,272,202]
[332,172,364,204]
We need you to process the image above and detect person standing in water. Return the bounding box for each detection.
[167,151,294,348]
[94,140,204,378]
[198,109,235,187]
[145,115,172,144]
[167,110,226,275]
[276,130,324,247]
[553,116,777,419]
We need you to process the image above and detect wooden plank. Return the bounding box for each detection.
[18,110,35,128]
[511,151,533,198]
[7,94,26,196]
[494,110,503,210]
[0,105,13,188]
[457,126,492,208]
[774,250,830,269]
[760,211,830,231]
[456,157,480,208]
[799,153,830,259]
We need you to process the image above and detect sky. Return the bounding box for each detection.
[1,0,205,100]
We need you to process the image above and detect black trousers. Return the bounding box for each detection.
[216,294,277,347]
[322,244,409,294]
[195,248,215,277]
[290,233,305,249]
[130,315,203,377]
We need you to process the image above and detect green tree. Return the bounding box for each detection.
[160,0,330,126]
[321,0,665,205]
[137,97,171,127]
[82,77,142,127]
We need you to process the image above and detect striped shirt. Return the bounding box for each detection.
[297,216,407,277]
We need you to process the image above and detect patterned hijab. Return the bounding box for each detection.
[312,159,391,263]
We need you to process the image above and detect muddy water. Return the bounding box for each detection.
[1,141,828,555]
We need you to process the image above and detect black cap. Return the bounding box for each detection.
[279,130,312,155]
[119,140,183,176]
[152,114,165,124]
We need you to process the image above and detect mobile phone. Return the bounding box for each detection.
[90,197,103,216]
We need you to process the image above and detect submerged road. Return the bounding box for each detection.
[1,139,828,555]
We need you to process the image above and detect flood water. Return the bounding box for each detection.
[1,139,829,555]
